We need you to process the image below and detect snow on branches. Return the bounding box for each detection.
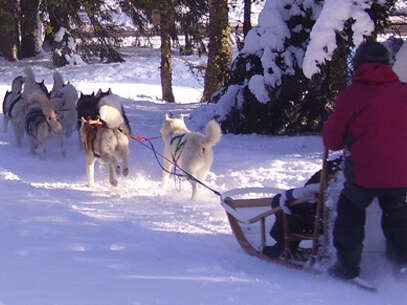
[302,0,376,79]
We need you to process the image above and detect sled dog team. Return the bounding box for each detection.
[2,66,222,200]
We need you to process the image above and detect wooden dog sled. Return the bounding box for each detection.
[220,149,331,272]
[220,149,377,291]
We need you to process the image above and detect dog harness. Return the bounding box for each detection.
[7,94,23,118]
[170,133,186,163]
[25,109,50,138]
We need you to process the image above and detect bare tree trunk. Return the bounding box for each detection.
[159,0,175,103]
[0,0,19,60]
[243,0,252,37]
[20,0,40,58]
[202,0,232,103]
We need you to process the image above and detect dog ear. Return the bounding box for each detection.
[165,113,170,120]
[107,88,112,94]
[91,92,95,97]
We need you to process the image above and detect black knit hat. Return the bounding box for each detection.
[352,41,391,70]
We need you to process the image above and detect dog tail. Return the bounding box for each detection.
[98,95,124,129]
[59,84,78,107]
[23,67,39,97]
[52,71,64,93]
[11,76,24,93]
[24,66,36,85]
[202,119,222,147]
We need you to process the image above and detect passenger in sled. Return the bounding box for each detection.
[262,158,342,259]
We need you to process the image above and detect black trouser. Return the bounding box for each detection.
[334,182,407,277]
[269,194,316,246]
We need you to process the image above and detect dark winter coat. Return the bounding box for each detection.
[323,62,407,188]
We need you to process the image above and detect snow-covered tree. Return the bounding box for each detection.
[190,0,397,135]
[303,0,396,79]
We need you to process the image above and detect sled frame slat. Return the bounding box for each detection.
[261,218,266,248]
[310,148,329,263]
[289,233,313,241]
[224,197,272,209]
[248,195,316,224]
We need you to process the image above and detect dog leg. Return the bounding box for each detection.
[16,135,22,147]
[122,158,129,177]
[190,180,199,200]
[108,163,118,186]
[56,135,66,158]
[160,156,173,188]
[3,117,9,132]
[115,164,121,176]
[28,137,37,155]
[86,158,96,187]
[40,142,47,160]
[13,124,23,147]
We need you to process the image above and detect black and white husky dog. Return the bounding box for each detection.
[50,71,78,138]
[2,76,26,146]
[23,67,64,159]
[77,90,131,186]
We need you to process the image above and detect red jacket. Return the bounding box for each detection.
[323,62,407,188]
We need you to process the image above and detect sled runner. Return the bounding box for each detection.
[220,149,378,291]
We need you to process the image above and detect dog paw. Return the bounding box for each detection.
[115,165,121,175]
[110,178,118,186]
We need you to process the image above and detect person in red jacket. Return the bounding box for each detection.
[323,41,407,280]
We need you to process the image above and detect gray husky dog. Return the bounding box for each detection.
[2,76,26,146]
[78,91,130,187]
[50,71,78,138]
[160,114,222,200]
[23,67,64,159]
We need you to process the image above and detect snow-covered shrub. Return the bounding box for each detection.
[52,27,85,67]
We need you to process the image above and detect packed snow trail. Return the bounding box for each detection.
[0,49,405,305]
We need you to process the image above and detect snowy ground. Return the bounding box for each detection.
[0,48,405,305]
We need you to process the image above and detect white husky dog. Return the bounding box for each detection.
[23,67,64,159]
[160,114,222,200]
[50,71,78,138]
[2,76,26,146]
[79,92,130,187]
